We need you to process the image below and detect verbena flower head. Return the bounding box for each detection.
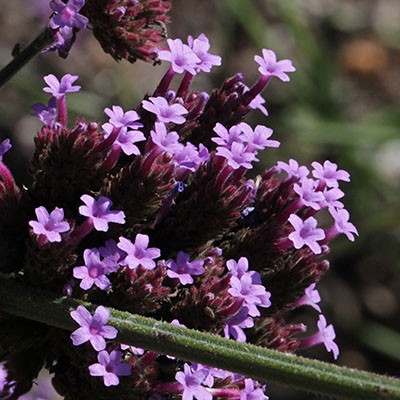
[70,305,118,351]
[79,195,126,232]
[0,139,12,161]
[158,38,201,74]
[254,49,296,82]
[88,350,131,387]
[43,74,81,98]
[73,248,119,290]
[29,206,70,243]
[117,234,161,270]
[142,96,188,124]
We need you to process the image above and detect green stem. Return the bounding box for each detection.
[0,279,399,399]
[0,27,55,89]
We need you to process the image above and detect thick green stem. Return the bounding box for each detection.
[0,279,399,399]
[0,27,55,89]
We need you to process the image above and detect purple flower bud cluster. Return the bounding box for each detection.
[0,30,355,400]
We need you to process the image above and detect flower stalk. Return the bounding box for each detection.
[1,278,399,400]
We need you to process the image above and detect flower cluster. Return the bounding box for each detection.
[0,32,356,400]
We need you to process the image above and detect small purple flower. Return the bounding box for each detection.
[291,283,321,312]
[226,257,259,283]
[187,33,222,73]
[299,314,339,360]
[49,0,88,40]
[43,74,81,99]
[321,187,345,210]
[31,97,58,127]
[254,49,296,82]
[173,142,201,173]
[240,83,268,116]
[70,305,118,351]
[166,251,205,285]
[103,105,143,130]
[228,274,271,317]
[158,38,201,75]
[277,159,309,179]
[224,307,254,343]
[216,142,258,170]
[150,122,184,155]
[311,160,350,188]
[120,343,145,355]
[288,214,325,254]
[73,248,119,291]
[89,350,131,387]
[0,138,12,162]
[117,234,161,270]
[79,195,126,232]
[211,123,244,147]
[240,379,269,400]
[175,363,212,400]
[329,208,359,242]
[293,178,325,210]
[238,122,280,152]
[142,96,188,124]
[99,239,127,262]
[29,206,70,243]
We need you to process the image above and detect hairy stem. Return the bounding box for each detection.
[0,27,55,89]
[0,279,399,400]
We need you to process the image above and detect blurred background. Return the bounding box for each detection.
[0,0,399,399]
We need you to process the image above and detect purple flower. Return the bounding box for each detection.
[329,208,358,242]
[224,307,254,343]
[254,49,296,82]
[216,142,258,170]
[175,363,212,400]
[166,251,205,285]
[73,248,119,291]
[0,138,12,161]
[70,305,118,351]
[31,97,58,127]
[293,178,325,210]
[311,160,350,188]
[158,38,201,75]
[238,122,280,152]
[120,343,145,355]
[0,364,7,392]
[142,96,188,124]
[240,379,269,400]
[226,257,259,283]
[277,159,310,179]
[43,74,81,99]
[150,122,184,155]
[29,206,70,243]
[79,195,126,232]
[288,214,325,254]
[173,142,201,174]
[89,350,131,387]
[299,314,339,360]
[49,0,88,40]
[103,105,143,130]
[321,187,345,210]
[228,274,271,317]
[187,33,222,73]
[117,234,161,270]
[211,123,244,147]
[240,83,269,116]
[99,239,127,262]
[291,283,321,312]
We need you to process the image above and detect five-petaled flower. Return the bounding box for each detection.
[79,195,126,232]
[175,363,212,400]
[142,96,188,124]
[43,74,81,98]
[254,49,296,82]
[70,305,118,351]
[88,350,131,387]
[166,251,205,285]
[29,206,70,243]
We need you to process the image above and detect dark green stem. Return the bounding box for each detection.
[0,27,55,89]
[0,279,399,400]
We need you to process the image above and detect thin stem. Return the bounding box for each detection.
[0,27,55,89]
[0,279,399,400]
